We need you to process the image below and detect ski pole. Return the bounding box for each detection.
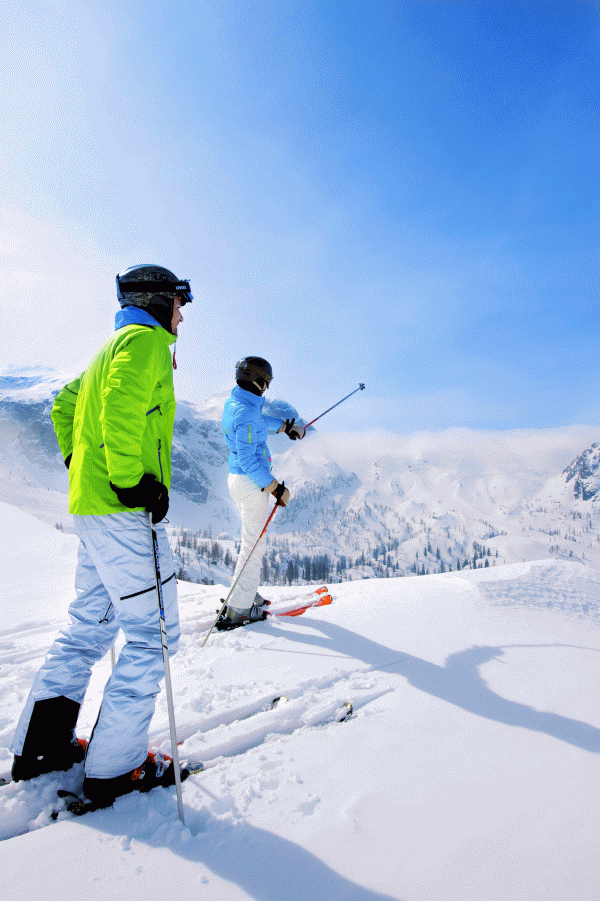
[303,383,365,429]
[202,498,282,647]
[150,512,185,826]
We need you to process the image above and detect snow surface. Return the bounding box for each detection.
[2,503,600,900]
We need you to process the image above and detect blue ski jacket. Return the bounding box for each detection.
[222,385,283,489]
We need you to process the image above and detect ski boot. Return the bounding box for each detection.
[82,751,190,810]
[215,593,271,631]
[12,696,87,782]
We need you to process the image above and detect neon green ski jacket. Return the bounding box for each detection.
[51,323,177,515]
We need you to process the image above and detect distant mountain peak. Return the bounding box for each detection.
[563,443,600,501]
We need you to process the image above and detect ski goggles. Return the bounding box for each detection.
[116,276,193,305]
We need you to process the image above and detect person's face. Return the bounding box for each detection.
[171,296,184,335]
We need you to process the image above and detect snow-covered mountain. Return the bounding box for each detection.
[537,443,600,505]
[2,366,600,579]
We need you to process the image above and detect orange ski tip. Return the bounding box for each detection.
[280,594,333,617]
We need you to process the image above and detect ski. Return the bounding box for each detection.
[49,698,353,820]
[3,696,290,790]
[271,592,332,617]
[216,586,333,631]
[47,697,287,818]
[180,698,352,774]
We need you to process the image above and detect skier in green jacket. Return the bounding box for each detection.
[11,264,193,809]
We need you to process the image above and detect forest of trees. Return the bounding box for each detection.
[170,526,498,586]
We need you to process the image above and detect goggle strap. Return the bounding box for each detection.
[116,277,192,301]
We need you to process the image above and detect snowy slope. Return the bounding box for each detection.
[1,504,600,900]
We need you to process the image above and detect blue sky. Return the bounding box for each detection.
[1,0,599,433]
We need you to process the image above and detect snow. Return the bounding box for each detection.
[2,503,600,900]
[0,503,77,628]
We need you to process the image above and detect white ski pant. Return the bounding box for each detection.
[228,473,271,612]
[11,512,179,779]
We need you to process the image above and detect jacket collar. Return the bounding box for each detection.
[114,306,177,345]
[115,306,163,331]
[231,384,264,409]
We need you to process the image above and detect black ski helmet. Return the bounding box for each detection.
[235,356,273,388]
[115,264,193,331]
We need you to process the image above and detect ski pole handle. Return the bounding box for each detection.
[303,383,365,430]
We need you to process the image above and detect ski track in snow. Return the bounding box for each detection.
[0,583,394,845]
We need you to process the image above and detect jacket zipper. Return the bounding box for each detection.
[100,404,162,449]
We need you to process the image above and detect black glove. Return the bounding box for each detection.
[110,473,169,523]
[272,481,290,507]
[283,418,306,440]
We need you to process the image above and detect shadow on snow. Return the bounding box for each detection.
[264,617,600,755]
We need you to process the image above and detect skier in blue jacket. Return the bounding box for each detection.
[219,356,305,627]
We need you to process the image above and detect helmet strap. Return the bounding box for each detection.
[252,378,267,395]
[237,379,264,397]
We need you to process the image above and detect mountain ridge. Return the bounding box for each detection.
[1,366,600,580]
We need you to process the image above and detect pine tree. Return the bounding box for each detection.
[286,560,295,585]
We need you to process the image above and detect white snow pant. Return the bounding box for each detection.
[228,473,271,612]
[11,512,179,780]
